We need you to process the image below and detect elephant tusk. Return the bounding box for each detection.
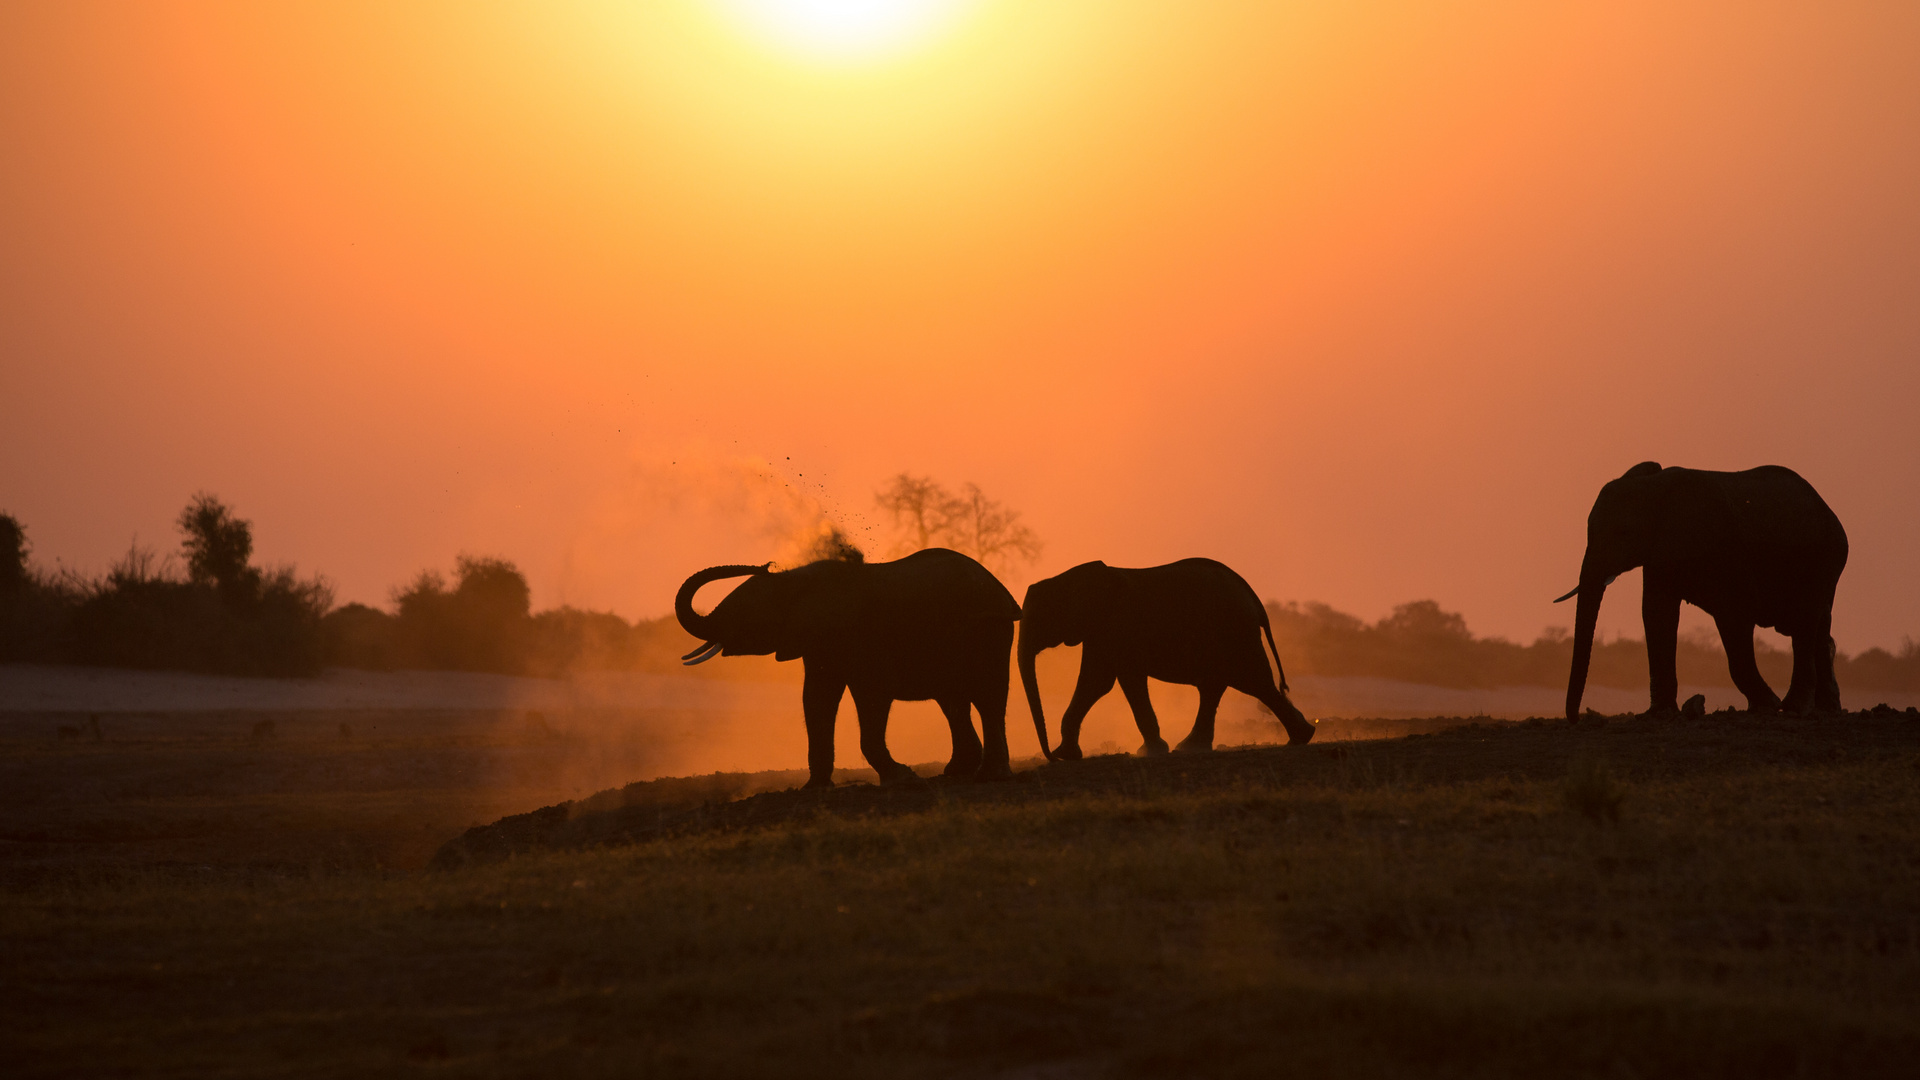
[1553,574,1620,603]
[681,641,724,665]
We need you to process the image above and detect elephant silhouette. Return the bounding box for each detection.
[1018,558,1314,759]
[1558,462,1847,719]
[675,548,1020,788]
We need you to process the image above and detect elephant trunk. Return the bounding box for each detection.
[674,564,765,652]
[1565,557,1607,721]
[1018,624,1052,762]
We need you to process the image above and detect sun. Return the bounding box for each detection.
[717,0,970,63]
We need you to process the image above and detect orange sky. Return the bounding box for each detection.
[3,1,1916,653]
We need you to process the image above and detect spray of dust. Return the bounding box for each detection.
[482,450,897,799]
[555,450,890,615]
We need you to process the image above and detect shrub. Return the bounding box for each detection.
[0,512,80,663]
[321,603,400,670]
[389,556,533,673]
[68,537,332,677]
[56,498,331,677]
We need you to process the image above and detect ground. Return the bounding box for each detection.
[4,703,1919,1077]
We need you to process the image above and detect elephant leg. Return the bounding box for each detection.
[973,671,1014,781]
[937,697,983,778]
[849,685,915,785]
[1816,631,1842,713]
[1056,659,1117,762]
[1782,633,1818,715]
[1715,614,1781,714]
[1238,677,1316,745]
[801,669,846,789]
[1175,683,1226,753]
[1117,673,1171,756]
[1641,574,1682,716]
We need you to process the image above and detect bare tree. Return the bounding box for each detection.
[874,474,962,555]
[873,473,1042,573]
[950,482,1043,573]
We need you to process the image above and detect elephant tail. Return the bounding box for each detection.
[1260,615,1290,693]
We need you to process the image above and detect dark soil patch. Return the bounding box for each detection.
[432,708,1920,867]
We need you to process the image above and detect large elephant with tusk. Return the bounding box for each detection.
[675,548,1021,789]
[1558,462,1848,720]
[1018,558,1315,760]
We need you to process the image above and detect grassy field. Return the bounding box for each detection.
[4,707,1919,1077]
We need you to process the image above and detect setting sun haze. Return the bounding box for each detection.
[718,0,973,61]
[2,1,1916,652]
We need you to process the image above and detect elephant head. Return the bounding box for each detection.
[1557,461,1726,718]
[1017,561,1122,759]
[674,561,857,665]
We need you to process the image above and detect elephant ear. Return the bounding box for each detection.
[1057,561,1128,646]
[771,565,862,662]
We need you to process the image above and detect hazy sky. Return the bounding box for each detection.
[3,1,1916,652]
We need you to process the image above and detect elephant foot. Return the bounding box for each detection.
[1173,738,1213,754]
[879,765,923,787]
[1284,721,1316,746]
[803,776,835,791]
[1053,743,1083,762]
[942,757,983,779]
[972,760,1015,783]
[1139,738,1171,756]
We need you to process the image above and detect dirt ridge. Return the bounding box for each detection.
[431,707,1920,868]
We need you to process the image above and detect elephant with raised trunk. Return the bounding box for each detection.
[675,548,1021,789]
[1018,558,1315,760]
[1559,462,1848,720]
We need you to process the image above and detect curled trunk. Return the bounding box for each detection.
[1564,560,1607,720]
[674,564,764,646]
[1017,627,1052,761]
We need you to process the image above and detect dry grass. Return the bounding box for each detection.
[3,710,1918,1077]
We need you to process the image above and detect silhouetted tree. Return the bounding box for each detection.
[874,474,960,554]
[0,512,78,662]
[178,493,260,603]
[873,473,1042,573]
[1,513,27,595]
[948,482,1043,573]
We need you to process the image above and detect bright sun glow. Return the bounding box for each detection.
[718,0,968,62]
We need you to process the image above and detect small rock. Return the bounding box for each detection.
[1681,694,1707,719]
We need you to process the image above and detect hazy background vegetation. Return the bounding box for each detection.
[4,489,1915,694]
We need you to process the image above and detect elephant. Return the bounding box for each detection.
[1558,462,1848,720]
[675,548,1021,789]
[1018,558,1315,760]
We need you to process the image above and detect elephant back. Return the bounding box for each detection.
[1716,466,1848,570]
[874,548,1021,623]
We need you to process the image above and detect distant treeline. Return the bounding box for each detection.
[319,557,717,679]
[1266,599,1920,695]
[4,500,1917,692]
[1,497,332,676]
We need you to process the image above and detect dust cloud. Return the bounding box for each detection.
[553,451,884,617]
